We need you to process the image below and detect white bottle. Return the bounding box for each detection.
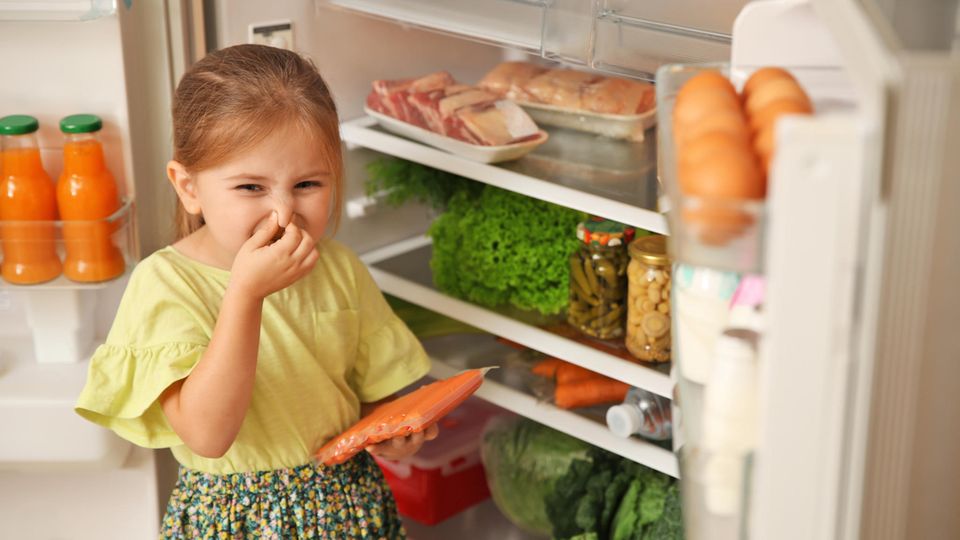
[701,330,760,516]
[606,387,673,441]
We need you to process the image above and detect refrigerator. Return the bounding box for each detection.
[1,0,957,539]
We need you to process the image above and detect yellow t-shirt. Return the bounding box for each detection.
[75,239,430,474]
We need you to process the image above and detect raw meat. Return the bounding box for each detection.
[581,77,656,115]
[478,62,657,116]
[523,69,600,109]
[457,100,541,146]
[367,71,542,146]
[477,61,547,100]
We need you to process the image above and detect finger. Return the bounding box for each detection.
[274,223,301,252]
[291,230,317,262]
[424,424,440,441]
[300,249,319,270]
[406,431,424,447]
[248,212,279,248]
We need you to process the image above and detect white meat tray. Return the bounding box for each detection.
[517,101,657,142]
[364,106,549,164]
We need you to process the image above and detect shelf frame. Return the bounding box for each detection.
[428,357,678,477]
[342,116,669,234]
[362,235,673,398]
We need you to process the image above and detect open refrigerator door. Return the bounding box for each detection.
[0,1,185,538]
[659,0,960,539]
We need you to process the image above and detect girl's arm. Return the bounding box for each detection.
[158,289,263,458]
[160,215,319,458]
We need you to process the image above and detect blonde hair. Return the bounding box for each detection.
[171,44,343,240]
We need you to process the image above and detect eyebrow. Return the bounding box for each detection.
[223,171,331,182]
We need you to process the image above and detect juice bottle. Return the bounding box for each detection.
[57,114,124,282]
[0,115,62,284]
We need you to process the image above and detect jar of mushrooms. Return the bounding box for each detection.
[626,235,671,362]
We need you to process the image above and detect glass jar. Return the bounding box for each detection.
[0,114,61,285]
[567,218,634,340]
[626,235,671,362]
[58,114,125,282]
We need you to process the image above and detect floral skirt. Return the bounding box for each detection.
[160,452,405,539]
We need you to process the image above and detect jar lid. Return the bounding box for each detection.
[576,217,635,247]
[0,115,39,135]
[629,235,669,265]
[60,114,103,134]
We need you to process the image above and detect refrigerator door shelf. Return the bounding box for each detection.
[0,350,131,470]
[0,0,117,21]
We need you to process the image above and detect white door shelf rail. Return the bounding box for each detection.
[425,341,679,478]
[341,116,669,234]
[325,0,543,52]
[361,235,674,399]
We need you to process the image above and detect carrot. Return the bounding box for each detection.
[554,377,629,410]
[531,357,565,378]
[555,362,607,384]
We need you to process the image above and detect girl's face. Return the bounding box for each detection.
[169,121,335,268]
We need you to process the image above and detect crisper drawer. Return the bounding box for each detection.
[542,0,745,77]
[323,0,545,51]
[604,0,747,35]
[324,0,747,78]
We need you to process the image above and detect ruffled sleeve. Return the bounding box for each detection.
[74,251,217,448]
[345,247,431,403]
[75,342,204,448]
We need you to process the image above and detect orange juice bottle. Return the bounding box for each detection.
[57,114,124,282]
[0,115,62,284]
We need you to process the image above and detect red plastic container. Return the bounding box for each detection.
[375,397,503,525]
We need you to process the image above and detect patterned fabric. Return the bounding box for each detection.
[160,453,405,539]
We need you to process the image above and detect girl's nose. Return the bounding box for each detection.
[271,191,295,228]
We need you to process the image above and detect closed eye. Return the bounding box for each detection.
[295,180,324,189]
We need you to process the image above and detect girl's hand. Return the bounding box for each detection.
[229,212,319,299]
[366,423,440,461]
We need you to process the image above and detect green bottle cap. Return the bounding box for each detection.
[60,114,103,134]
[576,217,636,247]
[0,115,39,135]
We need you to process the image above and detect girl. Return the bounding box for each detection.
[76,44,436,539]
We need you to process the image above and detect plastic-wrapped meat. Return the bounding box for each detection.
[457,100,541,146]
[523,69,600,109]
[581,77,656,115]
[407,71,456,93]
[408,89,448,134]
[372,77,413,96]
[477,61,547,100]
[368,71,541,145]
[438,89,498,118]
[369,72,453,129]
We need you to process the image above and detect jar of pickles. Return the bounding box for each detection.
[568,218,635,339]
[626,235,671,362]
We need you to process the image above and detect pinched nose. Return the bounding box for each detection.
[270,191,295,228]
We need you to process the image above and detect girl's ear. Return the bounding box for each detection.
[167,160,202,215]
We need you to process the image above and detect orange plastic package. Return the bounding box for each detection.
[316,368,491,466]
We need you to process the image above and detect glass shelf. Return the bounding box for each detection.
[361,236,674,398]
[342,116,667,234]
[0,199,136,290]
[421,332,678,477]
